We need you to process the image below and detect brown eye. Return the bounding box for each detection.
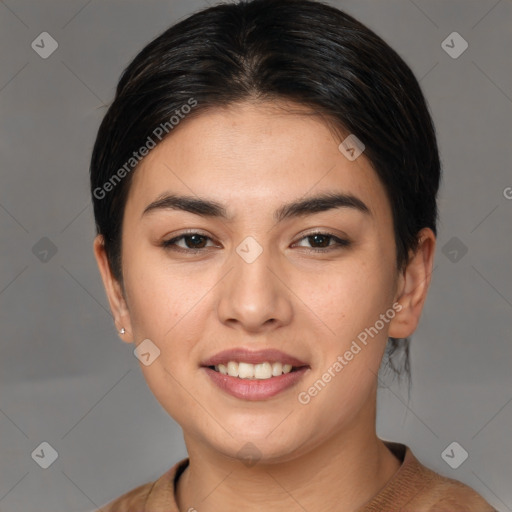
[307,234,331,248]
[162,232,216,251]
[294,232,351,252]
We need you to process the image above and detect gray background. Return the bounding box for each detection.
[0,0,511,511]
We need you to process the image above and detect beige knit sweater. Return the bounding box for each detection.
[95,442,496,511]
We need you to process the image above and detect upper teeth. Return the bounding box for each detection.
[215,361,293,379]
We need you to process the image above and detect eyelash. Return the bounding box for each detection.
[161,231,351,254]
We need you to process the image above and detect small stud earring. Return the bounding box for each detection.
[119,328,126,334]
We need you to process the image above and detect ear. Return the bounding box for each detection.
[388,227,436,339]
[93,234,134,343]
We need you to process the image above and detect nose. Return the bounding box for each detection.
[216,242,293,333]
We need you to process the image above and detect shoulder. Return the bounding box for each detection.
[93,458,189,512]
[95,481,155,511]
[365,442,496,512]
[409,469,497,511]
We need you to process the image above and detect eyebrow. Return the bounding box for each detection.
[142,191,371,222]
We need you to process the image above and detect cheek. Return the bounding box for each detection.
[299,259,391,340]
[295,257,395,413]
[121,242,196,334]
[123,272,174,337]
[122,250,217,377]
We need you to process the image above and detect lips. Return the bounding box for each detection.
[203,365,310,400]
[200,348,310,400]
[201,348,308,368]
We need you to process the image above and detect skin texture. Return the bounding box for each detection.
[94,100,436,512]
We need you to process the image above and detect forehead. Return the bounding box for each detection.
[125,101,392,224]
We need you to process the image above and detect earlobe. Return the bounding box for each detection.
[93,235,134,343]
[388,228,436,340]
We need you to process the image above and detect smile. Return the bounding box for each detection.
[201,348,310,400]
[211,361,295,380]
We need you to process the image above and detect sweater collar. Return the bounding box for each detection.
[145,441,422,511]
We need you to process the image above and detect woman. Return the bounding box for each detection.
[90,0,496,510]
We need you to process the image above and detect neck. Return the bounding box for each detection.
[176,404,401,512]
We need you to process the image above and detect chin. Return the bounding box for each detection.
[212,431,310,466]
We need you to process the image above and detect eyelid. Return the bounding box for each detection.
[291,230,351,249]
[162,229,219,249]
[293,227,349,241]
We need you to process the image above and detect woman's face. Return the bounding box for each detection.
[97,100,424,463]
